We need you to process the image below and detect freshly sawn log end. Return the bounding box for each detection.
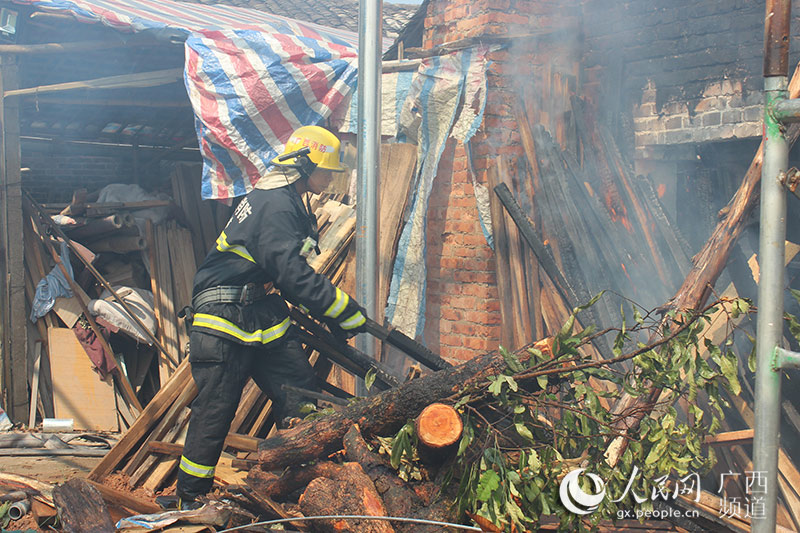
[415,403,463,449]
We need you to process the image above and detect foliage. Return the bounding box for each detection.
[389,293,752,532]
[0,501,10,530]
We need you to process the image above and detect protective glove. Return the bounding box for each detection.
[322,288,367,339]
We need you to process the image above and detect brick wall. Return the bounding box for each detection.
[580,0,800,157]
[420,0,579,361]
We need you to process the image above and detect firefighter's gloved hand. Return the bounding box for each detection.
[322,288,368,339]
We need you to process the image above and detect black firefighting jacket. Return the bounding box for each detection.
[190,185,363,346]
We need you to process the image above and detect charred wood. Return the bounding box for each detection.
[52,479,115,533]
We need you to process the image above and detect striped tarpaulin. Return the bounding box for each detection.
[13,0,371,199]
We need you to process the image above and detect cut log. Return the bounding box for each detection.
[342,424,428,521]
[415,403,463,452]
[52,479,115,533]
[298,462,394,533]
[246,461,344,500]
[256,338,551,471]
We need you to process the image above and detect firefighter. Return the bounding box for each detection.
[175,125,367,509]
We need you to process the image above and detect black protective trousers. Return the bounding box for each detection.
[176,326,317,500]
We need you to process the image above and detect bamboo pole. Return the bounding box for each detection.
[4,68,182,98]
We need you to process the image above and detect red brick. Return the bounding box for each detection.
[453,269,496,284]
[440,294,478,310]
[451,322,497,337]
[440,307,463,322]
[465,309,502,325]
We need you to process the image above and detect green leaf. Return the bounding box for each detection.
[578,291,605,311]
[527,448,541,474]
[515,422,534,442]
[528,347,546,365]
[457,420,474,456]
[476,470,501,501]
[790,288,800,307]
[364,368,377,391]
[454,394,471,410]
[391,423,413,469]
[633,306,643,325]
[719,351,741,395]
[646,437,668,465]
[537,374,548,389]
[501,347,524,373]
[506,375,519,392]
[559,313,576,339]
[488,376,503,396]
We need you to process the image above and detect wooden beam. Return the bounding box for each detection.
[22,95,190,107]
[0,40,159,55]
[88,358,191,481]
[703,429,754,447]
[4,68,183,98]
[0,55,28,422]
[84,480,161,515]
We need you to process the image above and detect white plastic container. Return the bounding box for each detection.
[42,418,74,432]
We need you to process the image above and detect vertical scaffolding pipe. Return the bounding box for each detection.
[753,2,791,531]
[355,0,382,377]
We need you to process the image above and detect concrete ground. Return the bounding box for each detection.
[0,455,102,484]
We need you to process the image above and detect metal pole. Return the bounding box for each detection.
[355,0,382,386]
[753,3,791,530]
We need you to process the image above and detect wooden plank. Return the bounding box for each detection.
[486,161,516,350]
[171,165,209,266]
[377,143,417,323]
[88,358,191,481]
[48,328,118,431]
[85,480,161,515]
[228,379,261,435]
[167,221,196,358]
[703,429,754,447]
[154,223,180,383]
[181,164,217,257]
[28,341,42,428]
[498,158,532,349]
[124,383,196,480]
[1,55,28,421]
[22,267,55,418]
[141,412,190,493]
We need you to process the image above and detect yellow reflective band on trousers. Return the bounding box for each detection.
[192,314,291,344]
[340,310,366,330]
[323,287,348,318]
[180,456,215,479]
[216,231,256,263]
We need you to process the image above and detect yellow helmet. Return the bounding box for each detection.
[272,125,346,172]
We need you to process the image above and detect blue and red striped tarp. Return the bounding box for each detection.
[13,0,371,199]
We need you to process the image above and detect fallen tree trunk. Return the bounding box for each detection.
[256,339,552,471]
